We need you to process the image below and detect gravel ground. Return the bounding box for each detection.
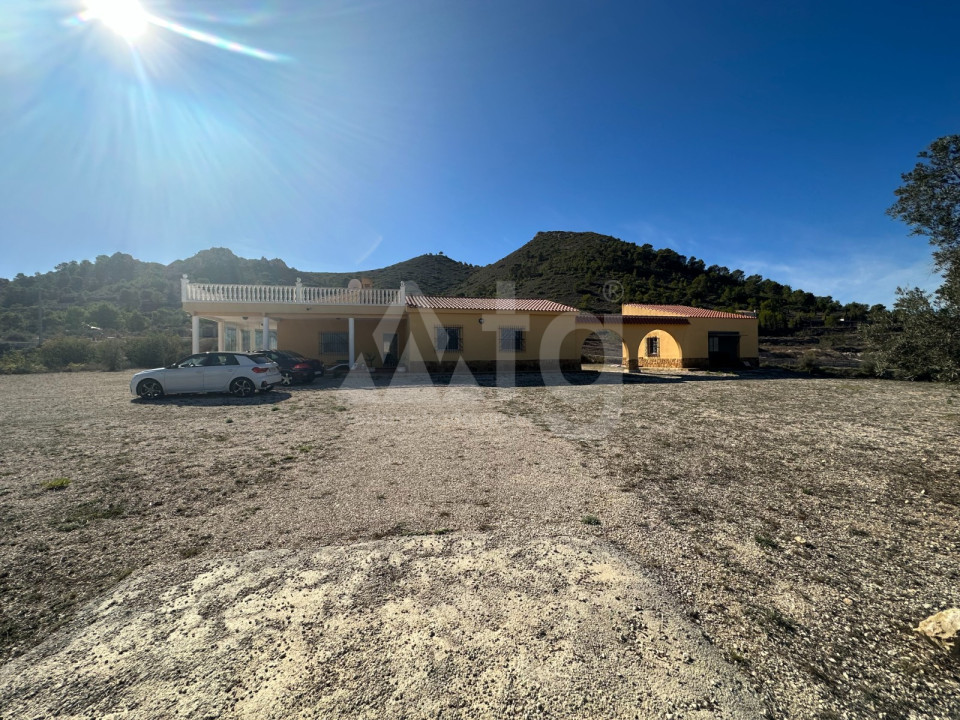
[0,369,957,718]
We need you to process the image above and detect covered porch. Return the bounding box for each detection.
[575,314,691,371]
[180,276,408,367]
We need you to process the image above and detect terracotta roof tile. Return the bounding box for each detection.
[406,295,579,313]
[623,304,757,319]
[576,314,689,325]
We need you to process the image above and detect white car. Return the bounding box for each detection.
[130,352,282,399]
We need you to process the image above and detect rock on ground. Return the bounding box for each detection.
[915,608,960,657]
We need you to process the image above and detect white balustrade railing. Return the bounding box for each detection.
[181,276,405,306]
[300,286,402,305]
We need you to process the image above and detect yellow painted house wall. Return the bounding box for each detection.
[404,309,581,372]
[620,306,683,317]
[629,320,757,368]
[633,327,685,368]
[190,293,757,372]
[684,317,759,360]
[624,317,759,369]
[572,321,685,370]
[276,316,407,367]
[577,309,759,370]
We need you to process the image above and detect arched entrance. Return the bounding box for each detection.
[579,328,630,370]
[633,328,684,369]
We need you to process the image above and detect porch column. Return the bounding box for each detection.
[217,321,225,351]
[348,317,356,367]
[262,315,270,350]
[191,315,200,354]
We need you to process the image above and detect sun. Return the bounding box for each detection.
[85,0,150,40]
[73,0,285,60]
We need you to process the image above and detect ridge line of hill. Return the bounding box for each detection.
[0,232,880,339]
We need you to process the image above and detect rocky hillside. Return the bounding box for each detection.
[0,233,879,341]
[452,231,844,318]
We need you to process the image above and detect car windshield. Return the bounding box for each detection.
[284,351,306,359]
[248,354,272,364]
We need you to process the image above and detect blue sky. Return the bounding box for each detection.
[1,0,958,306]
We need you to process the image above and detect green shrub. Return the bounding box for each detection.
[754,533,781,550]
[0,349,45,374]
[124,334,186,368]
[861,287,960,382]
[96,339,125,371]
[43,477,71,491]
[798,350,820,374]
[39,337,94,370]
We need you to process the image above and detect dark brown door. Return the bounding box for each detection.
[708,333,740,367]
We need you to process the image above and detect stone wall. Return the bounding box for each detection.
[637,357,760,370]
[637,357,688,369]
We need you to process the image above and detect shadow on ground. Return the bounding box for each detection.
[130,390,292,406]
[292,367,821,391]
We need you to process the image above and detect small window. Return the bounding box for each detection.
[320,331,349,355]
[646,337,660,357]
[709,336,719,353]
[435,326,463,352]
[499,327,526,352]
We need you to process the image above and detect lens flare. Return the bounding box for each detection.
[148,15,286,62]
[83,0,149,40]
[74,2,286,61]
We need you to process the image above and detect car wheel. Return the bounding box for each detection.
[136,378,164,400]
[280,371,294,387]
[230,377,256,397]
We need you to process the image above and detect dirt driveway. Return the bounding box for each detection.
[0,370,957,718]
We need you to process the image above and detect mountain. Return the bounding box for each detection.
[0,233,877,341]
[303,253,475,296]
[455,231,665,310]
[452,231,842,318]
[167,248,474,296]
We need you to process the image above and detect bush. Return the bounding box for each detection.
[123,334,186,368]
[96,339,125,371]
[862,287,960,382]
[798,350,820,374]
[0,349,45,374]
[39,337,95,371]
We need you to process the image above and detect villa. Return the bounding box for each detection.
[179,276,759,372]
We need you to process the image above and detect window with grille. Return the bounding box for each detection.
[646,336,660,357]
[435,326,463,352]
[499,327,526,352]
[320,331,349,355]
